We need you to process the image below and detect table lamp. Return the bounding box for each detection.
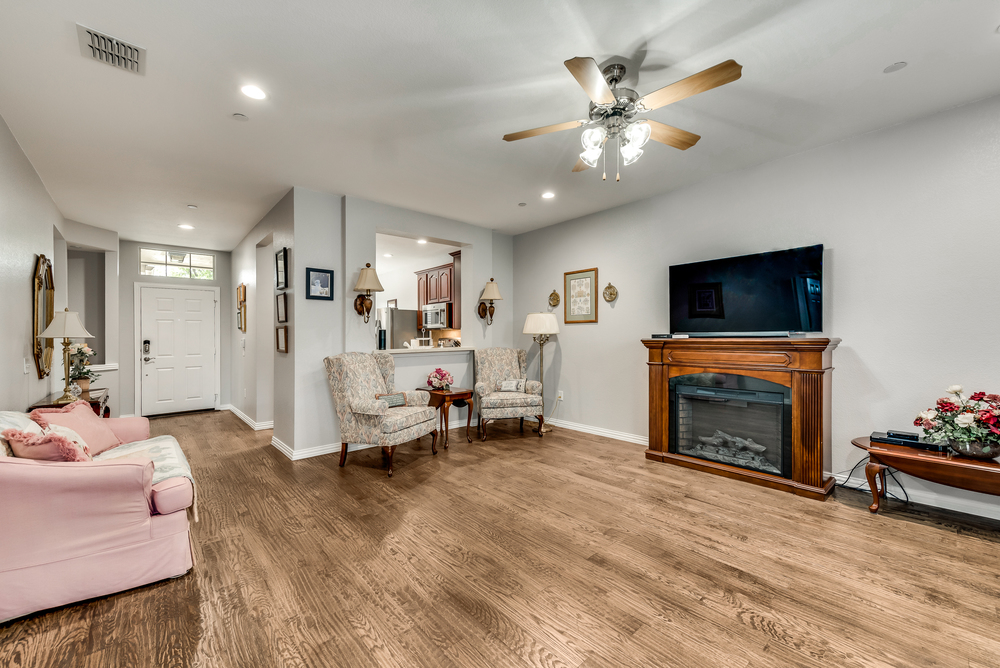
[38,308,94,404]
[523,312,559,433]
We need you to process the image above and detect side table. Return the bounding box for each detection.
[851,437,1000,513]
[28,388,110,418]
[417,387,474,447]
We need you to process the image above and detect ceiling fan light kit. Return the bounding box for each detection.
[504,56,742,181]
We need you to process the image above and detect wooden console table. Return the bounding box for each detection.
[28,388,110,418]
[852,437,1000,513]
[417,387,474,447]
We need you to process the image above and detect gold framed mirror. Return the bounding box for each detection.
[33,254,55,379]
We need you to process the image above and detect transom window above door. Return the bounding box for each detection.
[140,248,215,280]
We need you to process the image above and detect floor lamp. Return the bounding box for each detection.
[38,308,94,404]
[523,312,560,433]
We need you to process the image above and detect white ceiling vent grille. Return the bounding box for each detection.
[76,24,145,75]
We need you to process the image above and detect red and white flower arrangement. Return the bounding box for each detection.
[427,368,454,390]
[914,384,1000,456]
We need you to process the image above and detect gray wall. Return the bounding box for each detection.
[67,250,106,363]
[512,92,1000,520]
[119,240,232,416]
[0,113,61,410]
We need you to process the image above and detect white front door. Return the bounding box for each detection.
[140,287,217,416]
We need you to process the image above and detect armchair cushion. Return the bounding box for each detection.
[381,406,436,434]
[480,392,543,409]
[403,390,431,407]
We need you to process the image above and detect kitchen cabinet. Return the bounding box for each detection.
[415,260,458,328]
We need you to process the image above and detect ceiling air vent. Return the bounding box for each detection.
[76,24,145,75]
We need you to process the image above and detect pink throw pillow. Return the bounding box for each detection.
[3,427,92,462]
[30,401,122,456]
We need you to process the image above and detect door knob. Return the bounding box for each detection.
[143,356,156,362]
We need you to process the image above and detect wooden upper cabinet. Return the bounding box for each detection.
[416,272,428,328]
[428,270,440,303]
[438,266,452,302]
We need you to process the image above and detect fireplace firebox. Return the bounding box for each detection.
[643,337,838,500]
[670,374,792,479]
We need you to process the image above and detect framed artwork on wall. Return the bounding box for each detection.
[276,292,288,323]
[305,267,334,301]
[386,299,397,309]
[276,325,289,353]
[564,267,598,324]
[275,247,288,290]
[237,283,248,332]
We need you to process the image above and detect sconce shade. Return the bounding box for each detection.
[480,278,502,301]
[522,312,559,336]
[353,263,384,293]
[39,309,93,339]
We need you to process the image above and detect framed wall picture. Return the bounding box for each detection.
[276,325,289,353]
[564,267,598,324]
[386,299,397,309]
[275,247,288,290]
[305,267,334,301]
[276,292,288,323]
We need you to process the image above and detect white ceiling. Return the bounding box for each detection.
[2,1,1000,250]
[375,233,461,270]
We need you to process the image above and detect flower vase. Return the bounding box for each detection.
[948,439,1000,461]
[75,378,90,393]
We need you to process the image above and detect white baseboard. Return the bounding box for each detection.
[544,417,649,446]
[270,436,344,461]
[833,472,1000,521]
[222,404,274,431]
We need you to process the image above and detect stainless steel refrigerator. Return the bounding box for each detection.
[379,308,419,350]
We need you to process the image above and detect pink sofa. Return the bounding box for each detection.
[0,414,194,622]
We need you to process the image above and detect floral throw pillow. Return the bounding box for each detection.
[3,425,92,462]
[376,392,407,408]
[496,379,527,393]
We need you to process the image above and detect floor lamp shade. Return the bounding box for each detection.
[523,312,559,335]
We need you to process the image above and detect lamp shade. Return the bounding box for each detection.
[523,312,559,336]
[38,309,93,339]
[353,263,384,292]
[480,278,502,301]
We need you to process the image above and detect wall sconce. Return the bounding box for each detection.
[353,263,384,323]
[477,278,502,326]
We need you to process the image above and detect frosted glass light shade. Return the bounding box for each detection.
[353,264,384,292]
[480,279,502,301]
[579,147,603,168]
[523,312,559,335]
[620,142,643,166]
[625,121,651,148]
[38,310,93,339]
[581,126,607,150]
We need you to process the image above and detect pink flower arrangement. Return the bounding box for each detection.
[914,385,1000,453]
[427,368,454,390]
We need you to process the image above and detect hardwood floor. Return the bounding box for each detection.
[2,411,1000,668]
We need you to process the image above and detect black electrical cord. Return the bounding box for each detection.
[835,456,909,504]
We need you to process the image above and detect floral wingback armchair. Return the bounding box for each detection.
[324,352,438,477]
[474,347,544,441]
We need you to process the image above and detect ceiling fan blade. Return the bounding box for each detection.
[645,120,701,151]
[572,157,591,172]
[637,59,742,112]
[564,57,617,106]
[503,119,587,142]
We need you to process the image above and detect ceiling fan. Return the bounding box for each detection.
[503,56,742,181]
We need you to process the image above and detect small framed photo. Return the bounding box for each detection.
[688,282,725,319]
[276,292,288,323]
[276,325,288,353]
[275,247,289,290]
[564,267,598,324]
[305,267,334,300]
[386,299,398,309]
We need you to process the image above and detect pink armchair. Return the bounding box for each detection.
[0,414,194,622]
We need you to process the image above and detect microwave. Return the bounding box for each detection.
[421,303,452,329]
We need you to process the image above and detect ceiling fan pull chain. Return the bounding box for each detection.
[602,144,607,181]
[616,137,621,182]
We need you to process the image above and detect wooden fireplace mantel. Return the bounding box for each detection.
[643,337,840,500]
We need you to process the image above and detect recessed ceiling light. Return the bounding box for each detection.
[231,113,249,121]
[383,253,393,257]
[518,202,527,207]
[187,204,198,209]
[178,224,194,230]
[883,62,907,74]
[542,192,555,199]
[417,239,427,244]
[241,85,266,100]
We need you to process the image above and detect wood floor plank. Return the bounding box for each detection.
[2,410,999,667]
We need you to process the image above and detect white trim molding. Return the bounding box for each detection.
[89,363,119,372]
[223,404,274,431]
[543,418,648,446]
[833,472,1000,522]
[271,436,343,461]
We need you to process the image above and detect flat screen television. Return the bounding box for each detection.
[669,244,823,335]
